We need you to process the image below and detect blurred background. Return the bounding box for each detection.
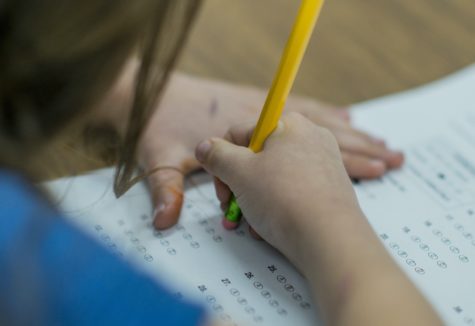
[42,0,475,179]
[181,0,475,104]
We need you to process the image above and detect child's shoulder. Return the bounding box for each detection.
[0,168,57,244]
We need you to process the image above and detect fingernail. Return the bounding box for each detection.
[386,150,402,158]
[153,190,177,218]
[195,140,212,163]
[387,151,405,167]
[394,150,404,156]
[369,159,386,172]
[153,203,166,219]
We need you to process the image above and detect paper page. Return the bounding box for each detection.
[45,170,318,326]
[43,64,475,325]
[351,64,475,326]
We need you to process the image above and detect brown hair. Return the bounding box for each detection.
[0,0,201,195]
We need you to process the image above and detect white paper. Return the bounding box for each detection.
[44,64,475,326]
[351,64,475,326]
[45,171,318,326]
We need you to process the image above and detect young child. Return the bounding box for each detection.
[0,0,439,325]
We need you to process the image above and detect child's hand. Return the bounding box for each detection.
[195,113,364,269]
[138,73,403,229]
[196,115,443,326]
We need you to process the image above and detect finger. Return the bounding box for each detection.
[214,177,231,204]
[195,137,252,185]
[148,168,185,230]
[292,104,350,129]
[352,129,388,147]
[249,225,263,240]
[337,129,404,169]
[341,152,387,179]
[220,201,229,213]
[224,121,256,147]
[334,107,351,122]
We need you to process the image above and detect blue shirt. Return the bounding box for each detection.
[0,170,205,325]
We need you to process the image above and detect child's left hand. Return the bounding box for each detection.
[137,72,403,229]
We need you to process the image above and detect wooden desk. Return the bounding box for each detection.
[182,0,475,104]
[41,0,475,179]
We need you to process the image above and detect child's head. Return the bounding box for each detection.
[0,0,200,184]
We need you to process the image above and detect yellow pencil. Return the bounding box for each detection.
[224,0,325,229]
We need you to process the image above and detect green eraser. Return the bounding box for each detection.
[225,196,242,222]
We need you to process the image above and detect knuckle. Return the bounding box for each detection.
[318,126,333,138]
[284,111,307,123]
[318,127,339,145]
[224,129,233,142]
[280,112,314,137]
[206,139,226,168]
[227,122,254,145]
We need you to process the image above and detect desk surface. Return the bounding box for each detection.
[182,0,475,104]
[40,0,475,179]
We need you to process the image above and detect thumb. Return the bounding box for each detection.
[195,137,251,185]
[148,168,185,230]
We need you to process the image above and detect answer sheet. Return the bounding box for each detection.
[44,64,475,325]
[350,65,475,326]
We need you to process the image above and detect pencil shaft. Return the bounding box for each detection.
[225,0,325,224]
[249,0,324,152]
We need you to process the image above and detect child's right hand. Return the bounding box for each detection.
[195,112,365,271]
[196,113,443,326]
